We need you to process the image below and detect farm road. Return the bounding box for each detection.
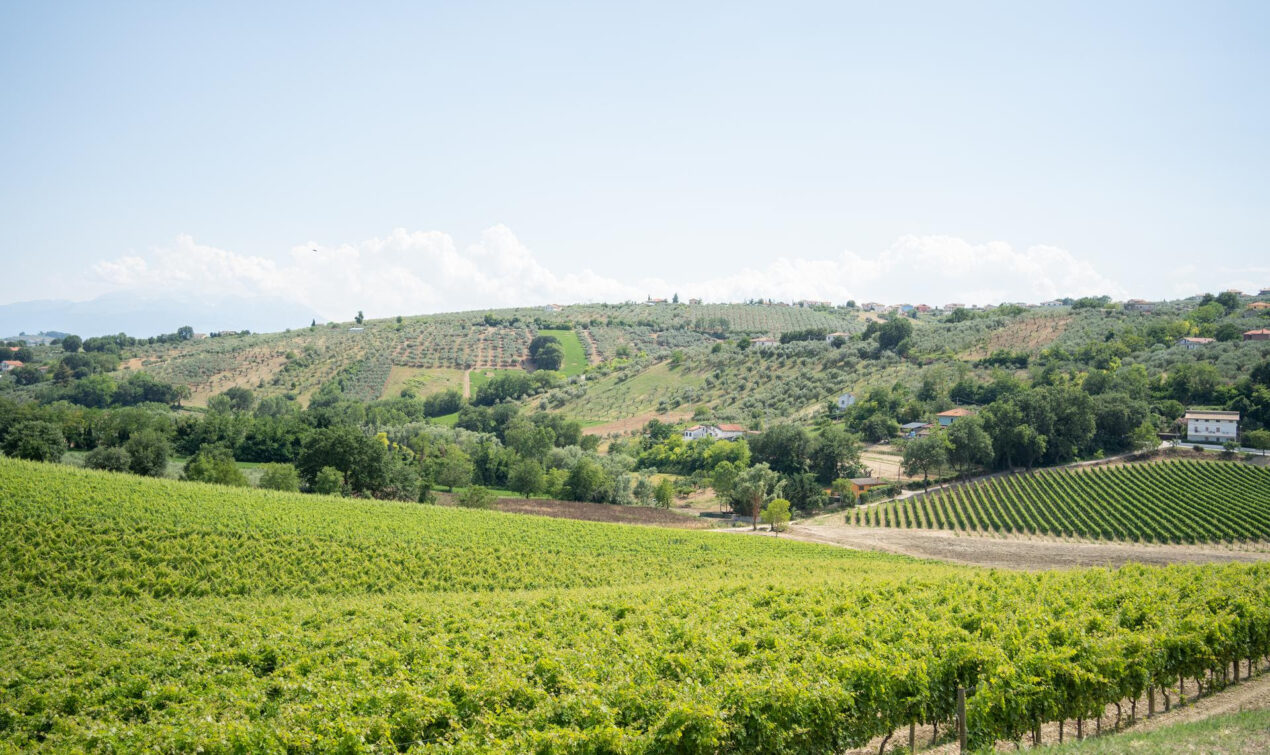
[766,523,1270,570]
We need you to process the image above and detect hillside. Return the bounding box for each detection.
[4,459,1270,751]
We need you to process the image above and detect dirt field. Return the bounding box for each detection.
[963,315,1072,360]
[773,522,1270,570]
[581,410,693,438]
[434,493,710,528]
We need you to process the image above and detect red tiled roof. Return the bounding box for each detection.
[937,407,974,417]
[715,424,745,432]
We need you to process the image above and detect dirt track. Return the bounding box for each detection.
[780,523,1270,570]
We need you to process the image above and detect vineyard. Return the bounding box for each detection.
[4,459,1270,752]
[852,460,1270,544]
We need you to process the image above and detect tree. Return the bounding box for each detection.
[711,460,740,500]
[1244,429,1270,456]
[632,475,655,504]
[85,445,131,472]
[564,456,608,502]
[457,485,496,509]
[785,472,828,512]
[902,433,949,486]
[946,416,992,477]
[729,463,783,530]
[124,430,169,477]
[259,463,301,491]
[11,365,43,385]
[761,498,791,533]
[61,334,82,353]
[653,477,675,509]
[508,458,545,498]
[217,387,255,413]
[749,424,811,476]
[177,326,194,340]
[529,335,564,371]
[860,414,900,443]
[1129,421,1160,453]
[2,420,66,462]
[434,446,474,491]
[183,447,249,487]
[355,311,365,325]
[810,425,863,484]
[314,466,343,495]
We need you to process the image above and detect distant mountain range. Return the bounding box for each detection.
[0,294,321,339]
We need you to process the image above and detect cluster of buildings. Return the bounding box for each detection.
[680,423,751,441]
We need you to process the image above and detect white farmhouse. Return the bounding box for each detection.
[1185,410,1240,444]
[836,393,856,410]
[750,337,779,349]
[825,332,851,345]
[681,425,712,441]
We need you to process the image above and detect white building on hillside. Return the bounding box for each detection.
[1185,410,1240,444]
[837,393,856,410]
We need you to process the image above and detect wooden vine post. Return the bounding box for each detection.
[956,686,967,753]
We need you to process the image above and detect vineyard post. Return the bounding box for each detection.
[909,721,916,753]
[956,686,966,753]
[1148,688,1154,717]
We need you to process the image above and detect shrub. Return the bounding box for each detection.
[258,463,300,492]
[85,445,131,472]
[1,420,66,463]
[314,466,344,495]
[183,447,249,487]
[457,485,496,509]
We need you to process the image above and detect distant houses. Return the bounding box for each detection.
[749,337,779,349]
[1245,329,1270,342]
[848,477,886,497]
[1177,337,1215,350]
[1184,410,1240,444]
[0,360,23,372]
[1124,299,1154,312]
[825,332,851,345]
[900,421,931,438]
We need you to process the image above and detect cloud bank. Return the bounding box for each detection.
[84,226,1127,321]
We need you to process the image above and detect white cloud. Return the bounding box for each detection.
[82,227,1128,319]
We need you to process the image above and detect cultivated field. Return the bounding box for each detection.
[851,460,1270,544]
[4,459,1270,752]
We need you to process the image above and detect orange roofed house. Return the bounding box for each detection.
[936,407,974,427]
[1245,329,1270,342]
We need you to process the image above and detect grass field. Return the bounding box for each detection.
[853,460,1270,544]
[4,458,1270,751]
[555,361,708,423]
[379,366,466,400]
[538,328,588,377]
[1037,708,1270,753]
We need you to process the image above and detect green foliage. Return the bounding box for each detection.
[182,446,249,487]
[1,420,65,462]
[508,458,545,498]
[84,445,131,472]
[313,465,343,495]
[123,429,169,477]
[653,477,675,508]
[761,498,791,531]
[456,485,496,509]
[258,462,301,492]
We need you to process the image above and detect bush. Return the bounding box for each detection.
[183,447,249,487]
[124,430,170,477]
[314,466,344,495]
[457,485,496,509]
[85,445,131,472]
[258,463,300,492]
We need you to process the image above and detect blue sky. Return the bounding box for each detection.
[1,1,1267,323]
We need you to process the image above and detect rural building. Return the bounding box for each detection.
[682,424,748,441]
[836,392,856,410]
[1184,410,1240,444]
[936,407,974,427]
[848,477,886,497]
[645,297,668,305]
[348,327,364,333]
[915,304,931,313]
[687,298,702,305]
[1039,299,1064,308]
[944,303,966,311]
[825,331,851,344]
[863,302,886,312]
[1124,299,1154,312]
[1259,288,1270,296]
[712,424,747,440]
[1177,337,1215,350]
[0,360,23,371]
[541,304,563,312]
[1244,329,1270,342]
[681,425,712,441]
[1248,302,1270,311]
[750,337,779,348]
[900,421,931,438]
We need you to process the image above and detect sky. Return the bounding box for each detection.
[1,1,1268,329]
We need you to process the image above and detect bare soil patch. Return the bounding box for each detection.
[434,493,710,528]
[777,523,1270,570]
[582,410,693,438]
[964,315,1071,360]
